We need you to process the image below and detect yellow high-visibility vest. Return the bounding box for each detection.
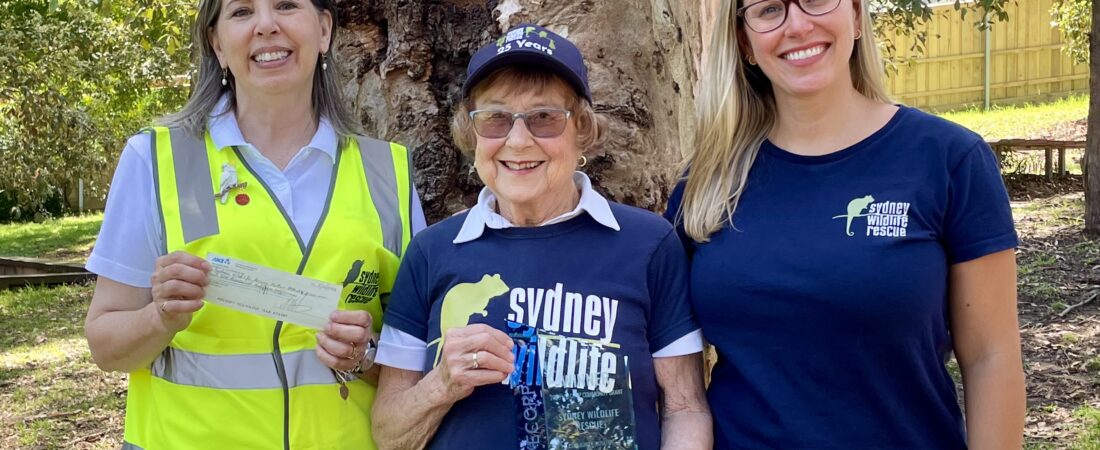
[122,126,413,450]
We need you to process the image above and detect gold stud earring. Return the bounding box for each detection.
[577,155,588,168]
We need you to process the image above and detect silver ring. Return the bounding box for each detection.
[471,351,479,370]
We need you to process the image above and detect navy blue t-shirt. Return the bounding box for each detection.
[384,203,699,450]
[665,106,1017,449]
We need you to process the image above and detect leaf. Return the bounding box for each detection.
[0,0,189,218]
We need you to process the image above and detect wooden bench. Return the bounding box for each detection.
[988,139,1086,180]
[0,257,94,290]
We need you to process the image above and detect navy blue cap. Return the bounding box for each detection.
[461,24,592,102]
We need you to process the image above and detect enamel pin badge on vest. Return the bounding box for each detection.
[215,163,248,204]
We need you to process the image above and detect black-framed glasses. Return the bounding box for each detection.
[468,108,573,139]
[737,0,843,33]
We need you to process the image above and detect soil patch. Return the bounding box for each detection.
[1010,175,1100,446]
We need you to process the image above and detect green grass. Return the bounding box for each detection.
[939,94,1089,141]
[0,215,120,447]
[1014,193,1087,233]
[1027,406,1100,450]
[0,213,102,262]
[0,283,125,449]
[1017,250,1062,304]
[1073,407,1100,450]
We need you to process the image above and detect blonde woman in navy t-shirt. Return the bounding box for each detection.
[371,24,712,450]
[665,0,1025,448]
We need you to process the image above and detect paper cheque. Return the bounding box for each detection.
[204,252,340,329]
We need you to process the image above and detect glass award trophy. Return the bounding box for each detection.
[508,321,636,450]
[508,321,548,450]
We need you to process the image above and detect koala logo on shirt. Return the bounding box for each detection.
[832,195,913,238]
[428,274,510,366]
[832,195,875,236]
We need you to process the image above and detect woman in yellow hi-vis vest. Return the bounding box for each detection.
[83,0,424,448]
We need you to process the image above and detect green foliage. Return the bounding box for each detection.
[1074,407,1100,449]
[0,0,1018,220]
[1051,0,1091,65]
[872,0,1012,69]
[0,0,191,220]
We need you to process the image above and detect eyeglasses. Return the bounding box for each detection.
[468,108,573,139]
[737,0,843,33]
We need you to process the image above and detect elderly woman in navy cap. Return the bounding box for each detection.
[372,24,712,450]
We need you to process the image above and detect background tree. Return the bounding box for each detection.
[0,0,1019,223]
[872,0,1010,68]
[1089,0,1099,234]
[0,0,190,220]
[335,0,1014,222]
[331,1,705,222]
[1051,0,1096,234]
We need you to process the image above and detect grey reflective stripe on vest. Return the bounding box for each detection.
[147,129,168,256]
[356,136,403,256]
[121,442,144,450]
[168,129,219,244]
[150,347,335,389]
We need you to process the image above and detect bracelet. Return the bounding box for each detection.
[336,337,378,381]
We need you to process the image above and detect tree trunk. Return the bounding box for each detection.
[333,0,702,223]
[1088,0,1100,235]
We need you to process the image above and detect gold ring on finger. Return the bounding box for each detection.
[348,341,358,360]
[470,351,479,370]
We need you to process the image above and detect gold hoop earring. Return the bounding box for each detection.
[747,55,757,66]
[577,155,587,168]
[855,29,862,40]
[221,67,228,86]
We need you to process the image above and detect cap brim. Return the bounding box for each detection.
[461,49,591,102]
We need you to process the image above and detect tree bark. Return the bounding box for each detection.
[1087,0,1100,235]
[333,0,702,223]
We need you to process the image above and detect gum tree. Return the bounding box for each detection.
[331,0,1014,222]
[1051,0,1096,234]
[0,0,189,220]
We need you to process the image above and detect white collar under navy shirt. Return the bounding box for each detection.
[452,171,621,244]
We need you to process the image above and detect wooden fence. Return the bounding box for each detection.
[884,0,1089,111]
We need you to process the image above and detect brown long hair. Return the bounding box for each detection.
[161,0,358,137]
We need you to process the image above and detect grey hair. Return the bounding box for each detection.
[160,0,359,137]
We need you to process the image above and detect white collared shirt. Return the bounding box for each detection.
[87,99,426,288]
[375,172,703,371]
[452,171,620,244]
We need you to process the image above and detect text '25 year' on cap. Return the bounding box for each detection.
[461,23,592,102]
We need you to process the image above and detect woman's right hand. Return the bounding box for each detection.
[150,251,211,333]
[433,324,515,403]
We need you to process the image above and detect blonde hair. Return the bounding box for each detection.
[450,67,608,158]
[678,0,891,242]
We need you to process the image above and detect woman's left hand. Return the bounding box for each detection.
[315,310,374,372]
